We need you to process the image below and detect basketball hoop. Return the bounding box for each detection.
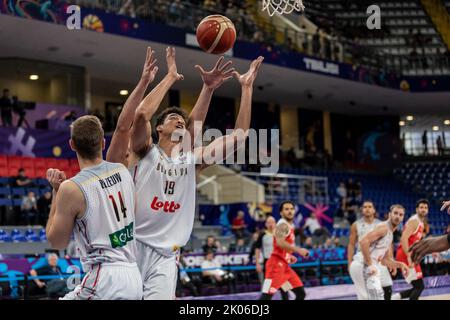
[262,0,305,16]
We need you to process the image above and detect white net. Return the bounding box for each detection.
[262,0,305,16]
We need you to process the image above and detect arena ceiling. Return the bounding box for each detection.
[0,14,449,115]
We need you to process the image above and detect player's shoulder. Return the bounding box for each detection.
[59,180,83,200]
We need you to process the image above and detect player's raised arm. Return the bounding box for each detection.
[274,222,309,257]
[359,224,388,271]
[188,57,235,144]
[195,56,264,169]
[400,219,419,266]
[131,47,184,157]
[45,169,83,250]
[347,222,358,267]
[441,200,450,214]
[106,47,158,165]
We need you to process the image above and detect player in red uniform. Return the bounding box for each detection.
[392,199,429,300]
[260,201,310,300]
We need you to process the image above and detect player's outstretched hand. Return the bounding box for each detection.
[46,168,67,192]
[166,47,184,81]
[195,56,235,90]
[409,235,450,264]
[140,47,158,85]
[287,254,298,264]
[440,200,450,214]
[232,56,264,87]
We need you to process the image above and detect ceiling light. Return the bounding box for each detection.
[29,75,39,80]
[120,90,129,96]
[399,121,405,126]
[406,115,414,121]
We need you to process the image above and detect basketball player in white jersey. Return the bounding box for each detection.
[351,204,409,300]
[45,116,142,300]
[108,46,264,299]
[348,200,393,300]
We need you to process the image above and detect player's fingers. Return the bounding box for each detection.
[145,47,152,63]
[171,47,176,57]
[214,56,225,70]
[223,76,233,82]
[218,60,232,72]
[179,74,184,81]
[440,201,450,211]
[194,65,206,74]
[46,169,53,180]
[232,71,240,79]
[222,68,235,76]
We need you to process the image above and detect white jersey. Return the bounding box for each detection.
[355,218,381,252]
[354,221,393,263]
[71,161,137,271]
[133,144,196,255]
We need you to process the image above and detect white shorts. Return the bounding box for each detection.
[61,262,143,300]
[136,240,178,300]
[350,260,388,300]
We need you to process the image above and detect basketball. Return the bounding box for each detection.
[196,15,236,54]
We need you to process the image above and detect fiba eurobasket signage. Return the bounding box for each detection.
[303,57,340,76]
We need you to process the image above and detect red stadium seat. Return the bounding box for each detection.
[24,167,36,179]
[56,159,70,171]
[46,158,57,169]
[21,157,35,169]
[0,155,7,167]
[35,168,47,178]
[34,158,47,169]
[0,167,7,177]
[8,167,19,177]
[7,156,22,168]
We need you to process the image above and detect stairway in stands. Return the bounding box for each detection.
[421,0,450,49]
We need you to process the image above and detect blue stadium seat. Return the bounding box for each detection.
[11,188,26,197]
[12,199,22,207]
[25,229,39,242]
[0,187,11,197]
[39,229,47,241]
[0,198,12,207]
[0,229,12,242]
[10,229,26,242]
[0,177,10,186]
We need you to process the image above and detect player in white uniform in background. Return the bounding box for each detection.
[351,204,409,300]
[348,201,394,300]
[107,46,264,299]
[45,116,142,300]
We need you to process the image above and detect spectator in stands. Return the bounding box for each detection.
[201,250,236,292]
[21,191,38,225]
[437,135,444,156]
[12,96,29,128]
[312,29,321,57]
[168,0,184,25]
[29,253,69,298]
[303,237,315,249]
[303,213,330,244]
[422,130,428,155]
[214,239,227,252]
[15,168,32,187]
[336,182,347,205]
[177,251,201,297]
[320,238,336,250]
[231,210,247,238]
[0,88,13,127]
[202,235,218,254]
[37,191,52,225]
[229,237,248,253]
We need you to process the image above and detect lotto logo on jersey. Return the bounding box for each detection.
[150,196,181,213]
[109,222,134,248]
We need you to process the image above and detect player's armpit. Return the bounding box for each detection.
[47,181,84,250]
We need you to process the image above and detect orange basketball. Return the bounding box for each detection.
[196,15,236,54]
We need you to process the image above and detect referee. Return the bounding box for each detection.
[254,216,289,300]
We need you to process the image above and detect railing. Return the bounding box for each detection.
[197,174,220,204]
[241,172,329,205]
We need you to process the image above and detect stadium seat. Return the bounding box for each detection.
[11,188,26,198]
[0,167,8,177]
[25,229,39,242]
[0,187,11,197]
[0,198,12,207]
[0,229,12,242]
[10,229,26,242]
[39,229,47,241]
